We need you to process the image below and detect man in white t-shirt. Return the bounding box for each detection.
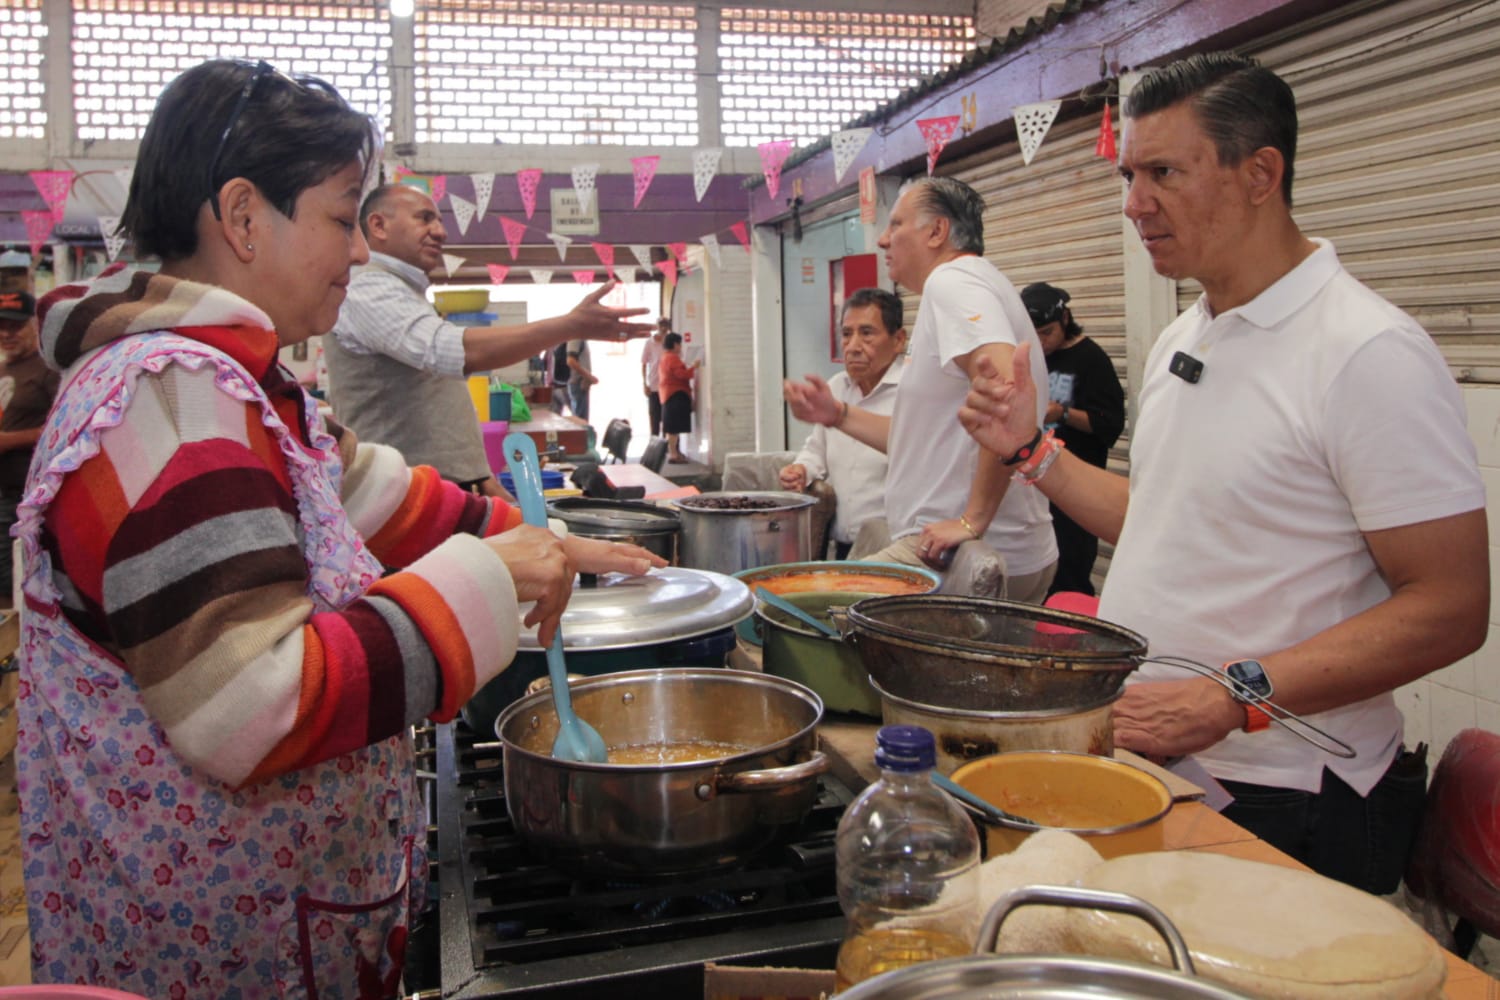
[959,52,1488,893]
[779,288,907,558]
[784,176,1057,602]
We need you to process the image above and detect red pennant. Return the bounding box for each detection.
[499,217,528,260]
[486,264,510,285]
[516,169,542,219]
[668,242,688,265]
[591,242,617,281]
[630,155,660,209]
[572,270,597,285]
[29,170,75,222]
[916,116,961,175]
[22,210,54,256]
[730,221,751,252]
[1095,102,1117,162]
[655,258,678,286]
[757,139,793,201]
[430,175,447,204]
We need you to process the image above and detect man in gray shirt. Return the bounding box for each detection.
[326,184,649,493]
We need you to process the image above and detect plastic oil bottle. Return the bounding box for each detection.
[833,724,980,992]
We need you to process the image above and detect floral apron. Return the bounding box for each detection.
[15,334,426,999]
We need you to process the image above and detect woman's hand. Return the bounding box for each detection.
[485,525,574,645]
[562,534,667,577]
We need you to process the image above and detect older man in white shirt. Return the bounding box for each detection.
[779,288,907,558]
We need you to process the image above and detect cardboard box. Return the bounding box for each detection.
[702,963,836,1000]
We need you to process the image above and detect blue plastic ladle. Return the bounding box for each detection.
[503,432,608,764]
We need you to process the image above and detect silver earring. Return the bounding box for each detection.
[245,243,255,252]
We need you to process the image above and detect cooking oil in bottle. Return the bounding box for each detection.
[833,725,980,993]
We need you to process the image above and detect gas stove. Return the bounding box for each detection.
[431,721,850,998]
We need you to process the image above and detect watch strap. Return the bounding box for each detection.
[1242,701,1272,733]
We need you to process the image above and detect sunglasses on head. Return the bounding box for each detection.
[205,60,325,219]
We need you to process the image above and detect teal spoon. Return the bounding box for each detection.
[754,586,842,639]
[503,432,608,764]
[933,771,1040,829]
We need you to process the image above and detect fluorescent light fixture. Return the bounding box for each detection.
[390,0,414,16]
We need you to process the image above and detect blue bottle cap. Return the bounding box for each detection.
[874,725,935,771]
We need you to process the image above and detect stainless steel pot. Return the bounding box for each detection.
[547,496,680,564]
[673,491,816,575]
[836,886,1253,999]
[495,668,829,876]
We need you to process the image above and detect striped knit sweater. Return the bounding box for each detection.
[36,267,526,788]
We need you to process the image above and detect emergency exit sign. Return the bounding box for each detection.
[549,188,600,235]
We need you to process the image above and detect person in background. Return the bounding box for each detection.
[325,183,649,494]
[779,288,907,559]
[18,59,663,997]
[565,337,599,424]
[641,317,669,437]
[658,331,699,463]
[784,176,1057,601]
[0,291,57,606]
[1020,282,1124,596]
[959,52,1487,893]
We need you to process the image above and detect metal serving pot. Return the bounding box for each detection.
[547,496,680,564]
[836,886,1252,1000]
[495,668,829,876]
[673,491,817,575]
[461,567,752,734]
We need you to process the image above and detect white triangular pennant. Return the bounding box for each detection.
[530,268,555,284]
[469,172,494,219]
[692,148,723,203]
[1013,100,1062,166]
[617,268,637,285]
[97,215,125,261]
[831,128,873,183]
[113,168,133,197]
[449,193,476,236]
[571,162,599,213]
[629,244,653,269]
[701,233,722,268]
[442,253,465,278]
[547,232,572,262]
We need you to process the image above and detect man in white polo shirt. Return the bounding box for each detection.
[959,52,1487,892]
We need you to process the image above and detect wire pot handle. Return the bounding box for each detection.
[1138,655,1357,759]
[979,886,1197,974]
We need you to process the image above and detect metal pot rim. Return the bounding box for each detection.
[672,489,819,513]
[833,953,1251,999]
[847,594,1148,667]
[871,677,1120,720]
[948,749,1173,836]
[494,667,824,769]
[547,496,682,533]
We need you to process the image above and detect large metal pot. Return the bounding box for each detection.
[847,595,1147,713]
[461,567,752,733]
[495,668,829,876]
[734,560,942,646]
[755,591,884,717]
[836,886,1253,999]
[548,496,680,564]
[673,490,817,575]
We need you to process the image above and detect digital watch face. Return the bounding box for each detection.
[1227,659,1273,700]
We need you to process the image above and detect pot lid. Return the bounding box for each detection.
[516,566,753,650]
[547,497,680,533]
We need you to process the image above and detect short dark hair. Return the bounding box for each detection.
[1124,52,1298,205]
[359,183,413,239]
[663,332,682,351]
[842,287,903,337]
[907,177,985,255]
[120,60,378,261]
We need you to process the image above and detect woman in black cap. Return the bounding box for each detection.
[1020,281,1125,596]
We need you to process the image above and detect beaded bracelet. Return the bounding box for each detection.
[1014,430,1065,485]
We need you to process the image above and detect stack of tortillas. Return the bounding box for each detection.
[1067,852,1447,999]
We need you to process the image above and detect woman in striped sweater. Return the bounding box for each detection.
[16,61,662,998]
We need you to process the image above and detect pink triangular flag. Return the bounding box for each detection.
[656,258,678,286]
[591,242,617,281]
[22,210,54,256]
[757,140,793,201]
[430,175,448,204]
[516,169,543,220]
[1095,101,1117,162]
[500,217,527,260]
[30,170,75,222]
[668,242,688,265]
[916,116,961,174]
[630,155,660,209]
[487,263,510,285]
[730,221,751,252]
[572,270,597,285]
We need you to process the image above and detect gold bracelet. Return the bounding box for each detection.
[958,514,979,539]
